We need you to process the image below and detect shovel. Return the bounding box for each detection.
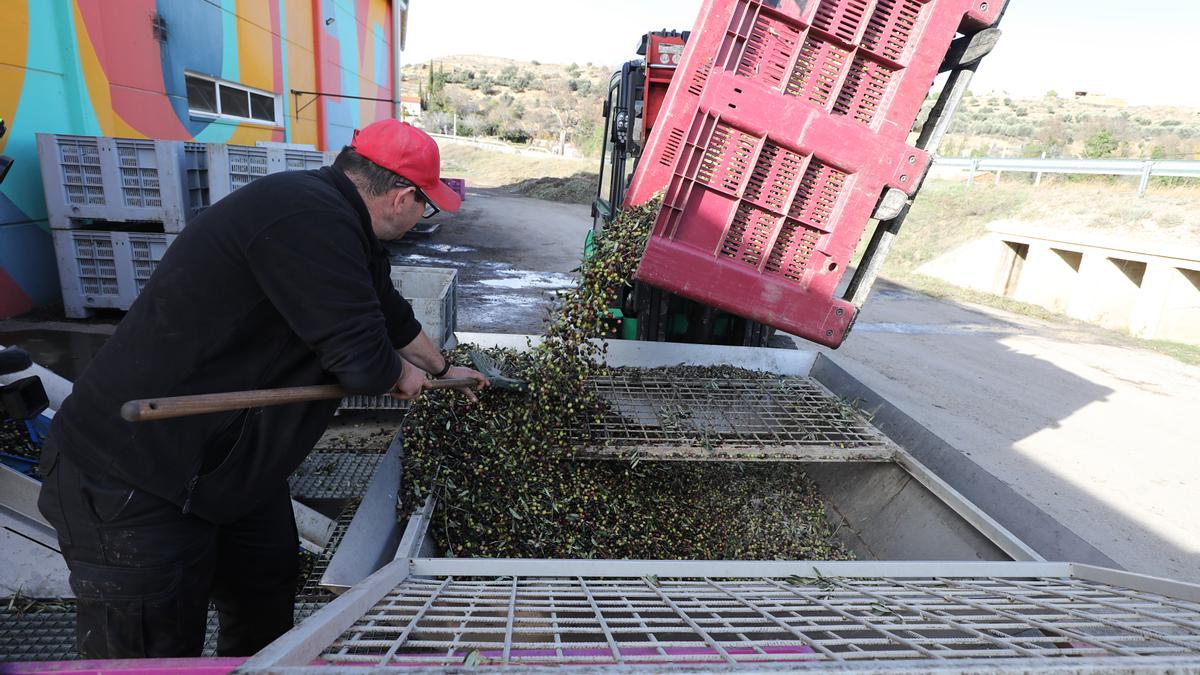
[122,350,526,423]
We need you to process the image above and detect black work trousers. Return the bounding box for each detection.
[36,440,298,658]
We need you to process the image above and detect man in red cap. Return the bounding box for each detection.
[38,120,488,658]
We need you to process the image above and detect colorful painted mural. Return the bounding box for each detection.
[0,0,399,316]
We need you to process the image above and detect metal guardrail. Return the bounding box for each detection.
[933,157,1200,196]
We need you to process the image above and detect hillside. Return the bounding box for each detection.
[401,56,611,157]
[402,56,1200,162]
[934,92,1200,160]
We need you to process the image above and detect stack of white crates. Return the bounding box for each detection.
[37,134,332,317]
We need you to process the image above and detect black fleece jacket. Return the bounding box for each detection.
[49,166,421,523]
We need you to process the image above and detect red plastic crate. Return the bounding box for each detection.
[626,0,998,347]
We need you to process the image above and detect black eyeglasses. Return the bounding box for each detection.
[394,180,440,219]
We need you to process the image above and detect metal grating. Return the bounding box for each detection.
[0,605,76,663]
[289,451,385,501]
[0,602,328,663]
[298,502,359,600]
[581,376,892,461]
[317,574,1200,667]
[339,394,408,411]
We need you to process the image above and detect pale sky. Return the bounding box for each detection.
[403,0,1200,108]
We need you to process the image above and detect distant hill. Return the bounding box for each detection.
[402,56,1200,162]
[935,92,1200,160]
[401,56,611,157]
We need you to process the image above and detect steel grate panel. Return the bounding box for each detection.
[581,375,892,461]
[339,394,408,411]
[318,575,1200,667]
[0,602,326,663]
[298,501,360,600]
[289,451,384,501]
[0,606,76,663]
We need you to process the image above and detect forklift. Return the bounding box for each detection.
[590,32,773,347]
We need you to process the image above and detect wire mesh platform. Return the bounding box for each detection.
[583,375,893,461]
[0,604,76,663]
[298,565,1200,669]
[339,394,407,411]
[1,496,358,663]
[298,501,360,601]
[289,451,385,501]
[0,602,327,663]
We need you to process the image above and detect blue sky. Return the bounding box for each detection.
[403,0,1200,107]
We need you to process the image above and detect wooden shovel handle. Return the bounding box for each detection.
[121,378,480,422]
[422,377,480,390]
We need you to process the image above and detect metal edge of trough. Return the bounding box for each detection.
[808,352,1119,568]
[319,434,405,594]
[320,334,826,593]
[321,334,1060,593]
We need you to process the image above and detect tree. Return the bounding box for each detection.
[1083,130,1119,158]
[420,111,454,135]
[545,80,585,155]
[421,61,451,112]
[457,114,486,137]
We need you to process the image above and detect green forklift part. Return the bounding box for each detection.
[605,307,638,341]
[583,230,596,261]
[622,317,638,341]
[592,198,614,223]
[670,313,689,336]
[713,314,730,337]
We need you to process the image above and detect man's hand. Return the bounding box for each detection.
[389,360,427,401]
[436,365,490,403]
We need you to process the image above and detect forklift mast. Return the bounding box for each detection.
[590,31,771,348]
[592,30,688,231]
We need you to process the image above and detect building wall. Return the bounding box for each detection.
[0,0,397,316]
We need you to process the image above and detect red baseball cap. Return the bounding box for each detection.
[350,119,461,212]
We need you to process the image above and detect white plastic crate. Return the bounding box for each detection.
[37,134,196,232]
[338,267,458,411]
[206,143,333,205]
[53,229,177,318]
[391,266,457,350]
[183,141,210,218]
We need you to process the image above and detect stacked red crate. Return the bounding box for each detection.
[626,0,998,347]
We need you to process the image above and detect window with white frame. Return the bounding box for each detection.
[185,73,280,125]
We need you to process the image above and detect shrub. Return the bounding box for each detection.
[1084,130,1119,158]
